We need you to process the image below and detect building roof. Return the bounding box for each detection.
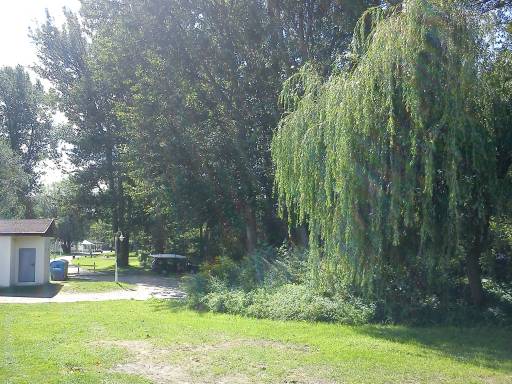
[0,219,56,236]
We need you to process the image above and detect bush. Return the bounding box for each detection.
[369,280,512,326]
[182,272,210,308]
[208,256,242,286]
[200,283,375,324]
[183,244,512,325]
[485,217,512,282]
[183,245,375,324]
[203,289,251,315]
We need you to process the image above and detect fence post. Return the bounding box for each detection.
[94,262,96,273]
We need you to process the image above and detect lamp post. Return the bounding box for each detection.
[115,231,125,283]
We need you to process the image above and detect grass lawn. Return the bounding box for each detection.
[1,301,511,384]
[68,254,145,272]
[60,281,136,294]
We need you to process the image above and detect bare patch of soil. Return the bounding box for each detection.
[100,340,194,383]
[173,338,315,353]
[282,368,337,384]
[95,339,332,384]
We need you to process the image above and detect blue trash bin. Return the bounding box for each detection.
[50,259,69,281]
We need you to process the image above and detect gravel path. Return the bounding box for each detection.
[0,264,185,304]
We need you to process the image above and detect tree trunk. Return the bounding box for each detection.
[199,223,209,261]
[106,144,120,267]
[295,224,309,248]
[151,214,166,253]
[261,194,287,246]
[118,233,130,267]
[466,239,485,306]
[463,205,490,307]
[61,241,71,254]
[243,204,257,254]
[152,235,165,254]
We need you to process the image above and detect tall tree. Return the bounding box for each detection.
[273,0,496,306]
[0,65,55,216]
[76,0,377,258]
[0,139,29,218]
[31,10,132,265]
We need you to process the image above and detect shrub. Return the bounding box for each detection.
[200,283,375,324]
[485,217,512,282]
[184,243,510,325]
[209,256,242,287]
[206,244,310,291]
[182,272,210,308]
[203,289,250,315]
[183,245,376,324]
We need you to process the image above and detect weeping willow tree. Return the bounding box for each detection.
[272,0,496,306]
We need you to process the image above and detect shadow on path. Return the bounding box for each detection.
[0,283,63,298]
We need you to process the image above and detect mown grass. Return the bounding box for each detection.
[60,281,136,294]
[70,254,145,272]
[1,300,511,383]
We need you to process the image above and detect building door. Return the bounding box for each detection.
[18,248,36,283]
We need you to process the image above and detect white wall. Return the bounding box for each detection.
[42,238,50,282]
[0,236,12,287]
[12,236,50,286]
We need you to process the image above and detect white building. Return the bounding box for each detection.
[0,219,55,288]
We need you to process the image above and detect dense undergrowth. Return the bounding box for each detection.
[183,244,512,326]
[183,245,375,325]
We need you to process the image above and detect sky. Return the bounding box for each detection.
[0,0,81,185]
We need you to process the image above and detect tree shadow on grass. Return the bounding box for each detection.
[355,325,512,373]
[145,301,512,374]
[147,298,190,313]
[0,283,63,298]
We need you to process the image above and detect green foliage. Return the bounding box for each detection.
[35,180,89,252]
[21,0,512,325]
[483,49,512,183]
[137,250,150,267]
[0,139,28,218]
[272,0,496,304]
[181,272,210,308]
[206,245,309,290]
[31,10,132,263]
[202,284,375,324]
[184,245,374,324]
[0,65,55,215]
[52,0,382,261]
[482,280,512,323]
[484,217,512,282]
[88,220,112,246]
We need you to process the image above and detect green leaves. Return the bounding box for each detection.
[0,65,55,215]
[0,140,28,218]
[272,0,496,298]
